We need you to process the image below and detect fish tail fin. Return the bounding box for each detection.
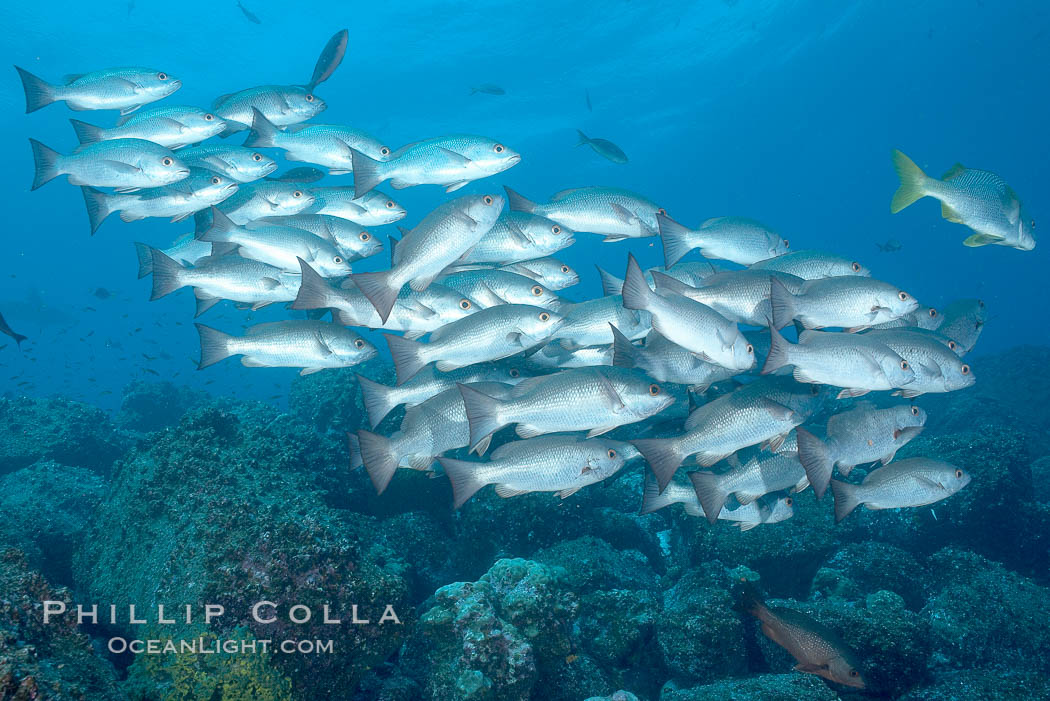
[133,242,154,278]
[768,276,796,330]
[687,470,728,524]
[458,382,507,454]
[640,471,676,514]
[384,332,427,384]
[15,66,57,113]
[195,323,233,369]
[830,479,861,523]
[290,257,332,310]
[357,429,400,495]
[350,148,386,197]
[609,323,638,368]
[351,270,398,322]
[503,186,536,213]
[28,138,62,190]
[346,432,363,469]
[149,247,187,300]
[657,213,695,267]
[761,324,793,375]
[595,265,623,296]
[243,107,278,148]
[890,149,930,213]
[632,437,682,492]
[197,206,238,242]
[356,374,397,429]
[795,427,833,500]
[575,129,590,146]
[620,253,653,311]
[81,186,113,235]
[437,456,488,509]
[69,118,104,145]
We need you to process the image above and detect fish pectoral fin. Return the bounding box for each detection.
[919,361,943,378]
[608,202,638,224]
[119,104,144,116]
[260,277,281,290]
[586,426,617,438]
[494,484,528,498]
[836,388,870,399]
[556,486,582,499]
[299,367,327,376]
[940,201,965,224]
[445,181,471,193]
[762,432,788,453]
[504,217,536,245]
[506,331,523,345]
[602,235,630,242]
[963,233,1005,247]
[436,147,474,168]
[102,160,142,174]
[594,371,627,412]
[914,474,947,490]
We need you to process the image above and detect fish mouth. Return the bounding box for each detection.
[259,161,279,176]
[174,168,191,177]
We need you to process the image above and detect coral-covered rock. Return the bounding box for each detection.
[897,669,1050,701]
[813,542,928,610]
[117,380,206,433]
[532,536,659,592]
[660,673,838,701]
[288,359,391,435]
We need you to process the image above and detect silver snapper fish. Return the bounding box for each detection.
[936,298,987,355]
[352,194,504,322]
[763,327,916,399]
[439,435,629,508]
[575,130,628,164]
[257,214,382,262]
[306,186,406,226]
[659,214,789,267]
[216,182,315,224]
[29,138,188,191]
[596,261,718,296]
[435,269,562,309]
[456,212,575,265]
[527,342,613,370]
[656,269,806,327]
[357,362,532,429]
[795,403,926,497]
[870,305,942,331]
[770,276,918,331]
[351,135,521,195]
[458,366,674,452]
[505,185,666,241]
[688,451,809,523]
[621,255,754,371]
[179,144,277,182]
[69,105,225,150]
[640,474,795,529]
[555,295,650,349]
[353,381,516,494]
[891,150,1036,251]
[292,260,477,338]
[134,235,212,278]
[751,250,870,279]
[212,85,326,134]
[81,167,238,234]
[196,320,375,375]
[611,326,735,391]
[831,458,971,522]
[384,304,564,383]
[500,258,579,290]
[244,108,391,172]
[633,376,822,490]
[859,329,974,397]
[148,247,300,316]
[15,65,180,114]
[198,208,349,276]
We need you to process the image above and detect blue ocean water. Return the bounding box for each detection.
[0,0,1046,403]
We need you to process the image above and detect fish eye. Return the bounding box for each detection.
[380,147,390,156]
[252,153,263,162]
[657,208,667,216]
[961,364,970,375]
[493,143,504,153]
[898,291,909,301]
[161,157,173,166]
[204,113,214,121]
[483,195,494,205]
[292,190,303,198]
[785,497,793,506]
[305,94,315,102]
[211,176,221,185]
[157,72,168,80]
[1031,219,1036,229]
[851,261,862,272]
[648,383,661,396]
[911,406,919,416]
[746,344,754,354]
[459,299,472,310]
[354,339,365,349]
[539,312,551,322]
[509,368,520,378]
[900,360,909,370]
[360,232,370,241]
[849,670,859,678]
[978,300,985,308]
[531,285,543,296]
[552,225,561,234]
[947,340,957,350]
[607,448,617,459]
[333,256,343,264]
[783,239,790,248]
[385,200,396,209]
[560,265,570,273]
[955,469,964,478]
[929,308,938,317]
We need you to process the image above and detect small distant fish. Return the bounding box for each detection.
[876,239,903,253]
[14,66,181,114]
[268,167,328,183]
[576,130,628,164]
[0,312,27,347]
[831,457,971,522]
[891,149,1036,251]
[237,0,261,24]
[585,89,592,112]
[470,84,505,96]
[308,29,348,91]
[93,288,112,299]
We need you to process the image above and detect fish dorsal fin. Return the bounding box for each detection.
[64,73,87,84]
[700,216,726,228]
[550,188,582,201]
[941,163,966,181]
